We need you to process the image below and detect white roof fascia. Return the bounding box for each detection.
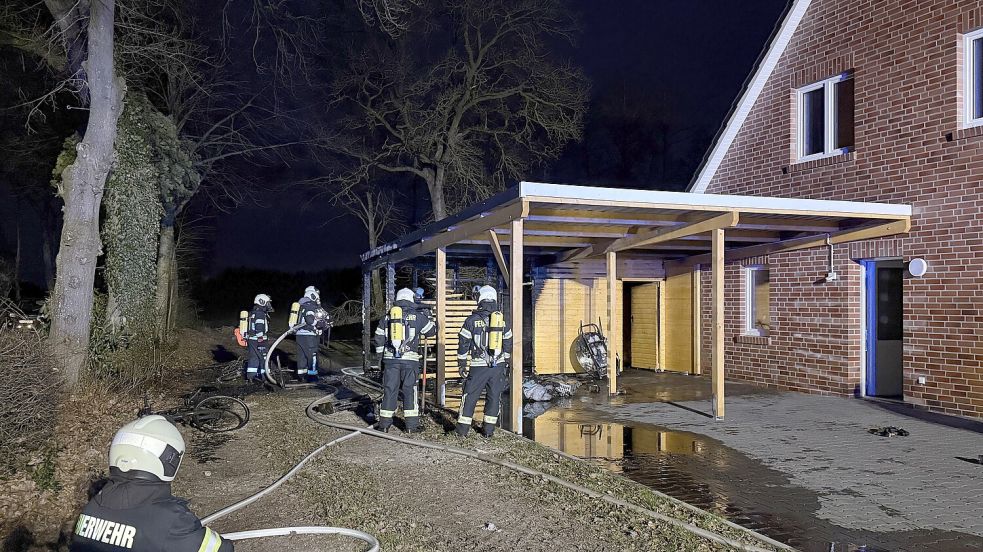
[518,182,912,218]
[688,0,813,194]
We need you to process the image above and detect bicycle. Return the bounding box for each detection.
[140,387,250,433]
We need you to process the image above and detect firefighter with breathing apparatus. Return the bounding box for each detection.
[374,287,437,432]
[292,286,332,382]
[455,285,512,438]
[70,416,232,552]
[239,294,272,381]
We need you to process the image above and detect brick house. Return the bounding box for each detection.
[690,0,983,419]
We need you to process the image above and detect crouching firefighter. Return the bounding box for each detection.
[374,288,437,432]
[456,285,512,438]
[293,286,332,382]
[241,294,273,381]
[70,416,233,552]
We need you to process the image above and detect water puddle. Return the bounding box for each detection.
[523,407,978,552]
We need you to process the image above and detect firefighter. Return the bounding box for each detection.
[455,285,512,438]
[374,287,437,432]
[243,294,272,381]
[295,286,331,382]
[70,416,233,552]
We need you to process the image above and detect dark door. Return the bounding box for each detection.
[865,260,903,398]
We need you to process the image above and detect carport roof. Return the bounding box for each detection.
[361,182,912,268]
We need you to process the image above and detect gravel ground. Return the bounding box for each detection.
[175,388,784,552]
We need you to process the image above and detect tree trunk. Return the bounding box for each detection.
[46,0,124,385]
[426,169,448,221]
[13,221,21,304]
[154,220,176,340]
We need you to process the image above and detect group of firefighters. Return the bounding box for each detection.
[70,284,513,551]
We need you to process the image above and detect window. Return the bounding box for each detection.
[745,267,771,337]
[796,73,854,161]
[963,28,983,127]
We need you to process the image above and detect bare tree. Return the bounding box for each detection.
[323,0,588,220]
[44,0,124,384]
[332,182,404,309]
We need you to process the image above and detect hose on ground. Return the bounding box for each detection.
[263,324,303,386]
[221,526,379,551]
[305,395,791,552]
[200,389,379,551]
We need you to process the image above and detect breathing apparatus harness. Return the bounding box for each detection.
[474,306,507,367]
[386,304,413,358]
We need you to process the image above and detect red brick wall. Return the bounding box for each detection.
[701,0,983,418]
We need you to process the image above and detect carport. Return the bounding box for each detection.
[360,182,912,431]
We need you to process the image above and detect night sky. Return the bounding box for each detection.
[0,0,789,284]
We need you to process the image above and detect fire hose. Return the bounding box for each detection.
[239,326,790,552]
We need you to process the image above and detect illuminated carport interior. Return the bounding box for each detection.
[360,182,912,431]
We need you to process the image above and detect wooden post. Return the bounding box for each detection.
[385,262,395,309]
[692,268,702,375]
[435,248,447,406]
[711,229,725,419]
[606,251,619,395]
[509,218,524,433]
[362,270,371,371]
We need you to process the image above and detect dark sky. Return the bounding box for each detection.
[0,0,789,283]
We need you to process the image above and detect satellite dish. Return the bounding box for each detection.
[907,258,928,278]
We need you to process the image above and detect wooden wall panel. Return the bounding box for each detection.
[664,270,694,373]
[532,278,622,374]
[630,282,660,370]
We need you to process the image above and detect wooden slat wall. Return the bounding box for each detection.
[421,299,475,379]
[540,258,665,280]
[532,278,623,375]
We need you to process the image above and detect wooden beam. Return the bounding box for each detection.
[691,269,702,375]
[606,251,619,395]
[529,209,842,233]
[487,230,510,283]
[508,218,524,433]
[385,262,395,309]
[556,239,616,263]
[435,248,447,407]
[605,212,739,254]
[380,200,529,266]
[711,228,724,420]
[670,218,912,268]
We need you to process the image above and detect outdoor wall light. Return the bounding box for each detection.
[906,258,929,278]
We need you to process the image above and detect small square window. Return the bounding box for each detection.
[745,266,770,337]
[796,73,854,162]
[963,28,983,127]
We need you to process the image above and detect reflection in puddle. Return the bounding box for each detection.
[522,409,882,552]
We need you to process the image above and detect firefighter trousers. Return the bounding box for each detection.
[456,364,506,437]
[245,339,268,379]
[296,334,320,376]
[378,359,420,430]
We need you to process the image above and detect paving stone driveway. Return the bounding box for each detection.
[596,386,983,541]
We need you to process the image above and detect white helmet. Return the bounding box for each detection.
[109,416,185,482]
[477,285,497,304]
[304,285,320,303]
[254,293,271,307]
[396,288,416,303]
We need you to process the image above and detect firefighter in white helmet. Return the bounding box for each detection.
[70,416,232,551]
[455,285,513,437]
[243,294,272,381]
[373,287,437,432]
[294,285,332,382]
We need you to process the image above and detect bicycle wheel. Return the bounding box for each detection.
[266,355,286,388]
[191,396,250,433]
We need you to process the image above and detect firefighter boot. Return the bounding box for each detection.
[455,422,471,437]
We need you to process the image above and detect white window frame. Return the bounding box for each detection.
[796,73,852,162]
[744,266,770,337]
[963,28,983,129]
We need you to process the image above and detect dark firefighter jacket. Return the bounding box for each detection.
[457,301,513,367]
[246,305,270,341]
[374,300,437,362]
[70,471,233,552]
[296,298,331,336]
